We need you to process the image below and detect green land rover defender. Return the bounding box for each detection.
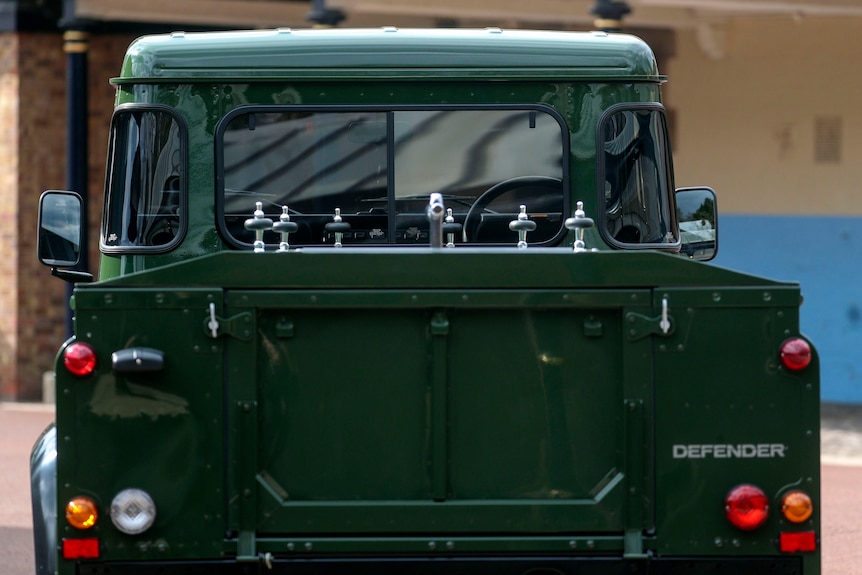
[34,27,819,575]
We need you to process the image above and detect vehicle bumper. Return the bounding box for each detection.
[75,554,805,575]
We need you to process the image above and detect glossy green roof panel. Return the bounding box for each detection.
[113,27,662,83]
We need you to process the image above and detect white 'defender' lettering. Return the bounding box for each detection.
[672,443,786,459]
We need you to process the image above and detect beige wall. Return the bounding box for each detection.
[666,16,862,215]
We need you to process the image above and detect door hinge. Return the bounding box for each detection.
[203,303,254,341]
[625,296,674,341]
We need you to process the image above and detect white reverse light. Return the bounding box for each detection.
[110,488,157,535]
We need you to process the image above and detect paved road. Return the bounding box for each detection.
[1,403,54,575]
[3,402,861,575]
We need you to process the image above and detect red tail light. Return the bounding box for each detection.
[780,531,817,553]
[779,338,811,371]
[725,484,769,530]
[64,342,97,376]
[62,538,99,559]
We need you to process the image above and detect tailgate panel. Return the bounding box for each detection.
[227,289,651,536]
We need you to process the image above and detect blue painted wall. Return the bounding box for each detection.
[713,215,862,403]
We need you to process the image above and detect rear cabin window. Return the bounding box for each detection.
[599,106,677,247]
[217,107,567,248]
[102,107,185,252]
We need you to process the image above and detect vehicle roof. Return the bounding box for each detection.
[113,27,662,84]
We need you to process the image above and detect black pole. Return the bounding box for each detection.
[63,27,89,336]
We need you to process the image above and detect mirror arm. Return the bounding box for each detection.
[51,268,94,283]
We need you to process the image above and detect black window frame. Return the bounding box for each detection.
[100,104,189,255]
[595,102,680,252]
[214,104,571,250]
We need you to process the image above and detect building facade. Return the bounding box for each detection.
[2,0,861,401]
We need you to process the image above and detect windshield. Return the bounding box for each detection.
[102,107,185,252]
[599,106,676,247]
[217,107,567,247]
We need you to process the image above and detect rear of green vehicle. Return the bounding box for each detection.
[34,28,820,575]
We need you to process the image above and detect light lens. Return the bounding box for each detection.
[65,496,98,530]
[725,484,769,530]
[781,490,813,523]
[779,338,812,371]
[64,342,97,376]
[779,531,817,553]
[62,538,100,559]
[110,488,157,535]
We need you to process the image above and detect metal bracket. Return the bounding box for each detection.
[625,297,675,341]
[203,306,254,341]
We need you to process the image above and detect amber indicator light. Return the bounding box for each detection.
[65,496,98,530]
[781,490,813,523]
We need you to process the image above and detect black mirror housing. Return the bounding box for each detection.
[37,190,83,268]
[675,186,718,261]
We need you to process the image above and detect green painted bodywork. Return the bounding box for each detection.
[113,28,661,82]
[48,28,819,575]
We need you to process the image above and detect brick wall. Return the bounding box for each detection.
[1,31,136,400]
[0,33,22,399]
[16,32,66,401]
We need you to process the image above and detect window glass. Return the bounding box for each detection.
[220,108,566,247]
[600,108,675,245]
[102,109,184,250]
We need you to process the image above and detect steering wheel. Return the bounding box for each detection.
[462,176,563,243]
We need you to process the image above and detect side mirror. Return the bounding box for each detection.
[38,191,92,282]
[38,191,82,267]
[675,186,717,261]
